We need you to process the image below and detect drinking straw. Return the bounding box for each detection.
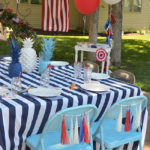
[14,72,21,94]
[42,64,52,75]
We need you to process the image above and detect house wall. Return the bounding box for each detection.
[4,0,150,33]
[122,0,150,32]
[98,1,109,33]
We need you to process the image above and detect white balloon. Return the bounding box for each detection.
[103,0,121,5]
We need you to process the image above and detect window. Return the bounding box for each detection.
[21,0,42,4]
[124,0,142,12]
[31,0,42,4]
[21,0,28,3]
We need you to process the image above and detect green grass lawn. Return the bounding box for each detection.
[0,34,150,92]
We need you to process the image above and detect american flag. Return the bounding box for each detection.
[42,0,69,32]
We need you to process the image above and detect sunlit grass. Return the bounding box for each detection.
[0,34,150,92]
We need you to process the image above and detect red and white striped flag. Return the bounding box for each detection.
[42,0,69,32]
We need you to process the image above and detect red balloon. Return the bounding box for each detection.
[74,0,100,15]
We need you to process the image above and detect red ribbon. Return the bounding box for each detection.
[124,107,129,132]
[82,114,90,143]
[61,115,70,144]
[42,64,52,73]
[106,28,111,36]
[110,13,116,24]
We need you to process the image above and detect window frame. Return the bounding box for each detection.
[123,0,142,13]
[20,0,42,5]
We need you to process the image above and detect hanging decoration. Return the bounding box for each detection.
[103,0,121,5]
[124,107,129,132]
[95,48,107,62]
[83,114,90,143]
[137,104,141,127]
[116,106,122,132]
[132,104,141,130]
[86,113,90,135]
[104,8,116,47]
[16,1,31,20]
[74,116,79,144]
[79,115,83,143]
[61,115,70,145]
[42,0,69,32]
[129,107,132,131]
[69,117,74,144]
[74,0,100,15]
[132,105,138,130]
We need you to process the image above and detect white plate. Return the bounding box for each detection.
[50,61,69,67]
[0,87,9,96]
[28,87,61,97]
[91,73,110,80]
[80,81,110,92]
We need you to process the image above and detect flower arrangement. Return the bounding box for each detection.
[0,8,36,39]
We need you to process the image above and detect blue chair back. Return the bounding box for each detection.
[43,105,97,132]
[37,104,97,149]
[97,95,148,132]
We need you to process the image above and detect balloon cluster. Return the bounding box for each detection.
[104,12,116,47]
[74,0,100,15]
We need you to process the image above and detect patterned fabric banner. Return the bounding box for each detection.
[42,0,69,32]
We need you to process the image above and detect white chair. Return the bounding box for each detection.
[75,44,111,74]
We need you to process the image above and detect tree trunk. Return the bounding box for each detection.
[111,1,122,66]
[88,6,100,61]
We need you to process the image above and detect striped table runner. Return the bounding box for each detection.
[0,59,147,150]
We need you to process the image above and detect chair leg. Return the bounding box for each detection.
[139,140,142,150]
[100,140,105,150]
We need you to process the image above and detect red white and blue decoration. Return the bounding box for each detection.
[95,48,107,62]
[60,114,90,145]
[104,11,116,46]
[61,115,70,144]
[124,107,130,132]
[74,0,100,15]
[42,0,69,32]
[116,106,122,132]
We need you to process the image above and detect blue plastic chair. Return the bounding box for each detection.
[93,95,148,150]
[26,104,98,150]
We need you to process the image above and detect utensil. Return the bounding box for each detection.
[18,87,33,94]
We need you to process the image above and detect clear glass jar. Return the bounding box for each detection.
[40,71,50,87]
[11,77,22,95]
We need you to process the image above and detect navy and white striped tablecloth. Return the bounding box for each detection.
[0,60,148,150]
